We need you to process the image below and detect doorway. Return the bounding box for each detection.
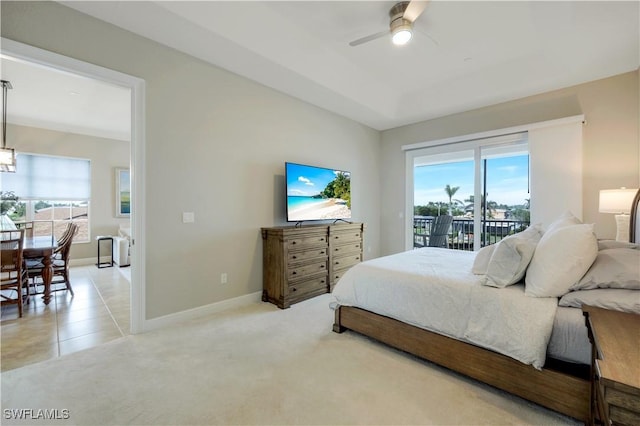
[1,38,146,334]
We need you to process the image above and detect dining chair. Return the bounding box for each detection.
[27,222,78,297]
[1,229,30,317]
[428,215,453,248]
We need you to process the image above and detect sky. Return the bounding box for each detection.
[414,155,529,207]
[286,163,349,197]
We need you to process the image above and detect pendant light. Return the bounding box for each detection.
[1,80,16,173]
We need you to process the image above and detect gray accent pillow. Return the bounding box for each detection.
[559,289,640,314]
[570,248,640,291]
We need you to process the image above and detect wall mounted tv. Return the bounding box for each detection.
[285,162,351,223]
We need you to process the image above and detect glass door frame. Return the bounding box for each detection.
[405,132,528,251]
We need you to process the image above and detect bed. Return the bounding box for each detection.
[331,193,640,422]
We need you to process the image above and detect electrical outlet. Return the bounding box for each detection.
[220,273,228,284]
[182,212,195,223]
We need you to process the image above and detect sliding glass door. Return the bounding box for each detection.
[409,133,529,251]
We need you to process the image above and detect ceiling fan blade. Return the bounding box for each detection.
[349,30,389,47]
[403,0,429,23]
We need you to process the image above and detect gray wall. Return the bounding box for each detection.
[2,1,382,319]
[380,71,639,255]
[3,2,638,320]
[7,124,130,261]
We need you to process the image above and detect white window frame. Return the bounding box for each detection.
[408,133,528,250]
[403,115,585,251]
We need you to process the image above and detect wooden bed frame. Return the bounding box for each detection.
[333,306,589,421]
[333,194,640,422]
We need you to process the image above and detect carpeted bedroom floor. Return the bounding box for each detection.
[1,294,580,425]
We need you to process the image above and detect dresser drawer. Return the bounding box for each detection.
[289,276,329,303]
[286,235,328,249]
[332,254,362,272]
[331,230,362,244]
[332,269,349,283]
[609,404,640,426]
[288,260,327,280]
[288,247,328,263]
[331,242,361,256]
[606,386,640,413]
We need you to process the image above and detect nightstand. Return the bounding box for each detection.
[583,305,640,426]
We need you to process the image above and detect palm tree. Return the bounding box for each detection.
[444,185,459,215]
[463,194,498,218]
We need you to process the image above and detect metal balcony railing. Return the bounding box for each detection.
[413,216,530,251]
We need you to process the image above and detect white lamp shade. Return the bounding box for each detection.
[599,188,638,214]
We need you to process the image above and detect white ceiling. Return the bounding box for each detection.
[2,1,639,139]
[0,58,132,141]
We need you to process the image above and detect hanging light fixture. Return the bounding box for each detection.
[1,80,16,173]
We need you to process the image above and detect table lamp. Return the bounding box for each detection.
[599,187,638,242]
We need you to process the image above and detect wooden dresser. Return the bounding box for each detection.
[262,223,364,309]
[583,305,640,426]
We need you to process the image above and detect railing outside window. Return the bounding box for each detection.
[414,216,530,251]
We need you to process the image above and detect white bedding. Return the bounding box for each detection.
[330,248,559,369]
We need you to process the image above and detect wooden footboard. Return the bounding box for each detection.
[334,305,590,422]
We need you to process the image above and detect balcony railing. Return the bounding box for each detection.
[414,216,530,251]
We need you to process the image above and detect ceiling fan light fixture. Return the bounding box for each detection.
[392,26,412,45]
[390,16,413,46]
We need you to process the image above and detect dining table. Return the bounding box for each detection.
[23,235,57,305]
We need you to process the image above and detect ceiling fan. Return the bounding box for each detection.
[349,1,429,47]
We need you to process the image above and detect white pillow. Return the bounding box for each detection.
[570,248,640,291]
[545,211,582,234]
[483,224,543,288]
[471,244,495,275]
[525,223,598,297]
[559,289,640,314]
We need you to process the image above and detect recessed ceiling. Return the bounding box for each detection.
[0,57,131,141]
[3,1,639,139]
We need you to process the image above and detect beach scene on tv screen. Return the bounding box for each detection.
[287,163,351,221]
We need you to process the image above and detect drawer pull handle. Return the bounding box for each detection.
[320,265,325,269]
[292,241,296,245]
[292,255,297,259]
[292,271,297,275]
[292,287,297,292]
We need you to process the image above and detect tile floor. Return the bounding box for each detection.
[1,265,130,372]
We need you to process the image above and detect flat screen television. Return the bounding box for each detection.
[285,162,351,223]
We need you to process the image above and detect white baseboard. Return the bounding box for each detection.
[71,257,99,267]
[142,291,263,332]
[70,259,263,333]
[70,257,114,267]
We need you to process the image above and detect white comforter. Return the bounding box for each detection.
[330,248,558,369]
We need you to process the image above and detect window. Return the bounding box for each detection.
[2,153,91,243]
[410,133,529,251]
[404,116,584,251]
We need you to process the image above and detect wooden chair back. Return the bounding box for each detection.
[1,229,28,317]
[1,229,25,280]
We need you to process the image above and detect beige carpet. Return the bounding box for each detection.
[1,294,579,425]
